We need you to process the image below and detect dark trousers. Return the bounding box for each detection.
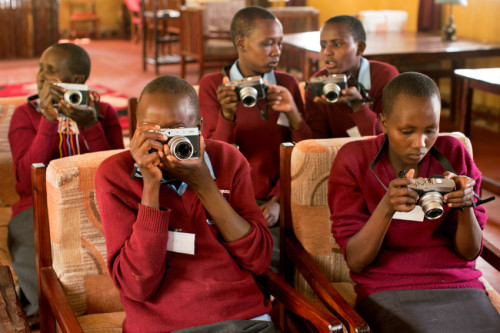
[172,320,277,333]
[8,208,38,316]
[355,288,500,333]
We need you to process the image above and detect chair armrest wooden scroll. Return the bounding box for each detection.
[285,237,370,333]
[255,269,343,333]
[41,267,84,333]
[480,176,500,271]
[32,163,84,333]
[279,142,369,333]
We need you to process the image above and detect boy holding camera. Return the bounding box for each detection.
[96,75,275,332]
[8,43,124,318]
[198,7,308,261]
[305,15,399,138]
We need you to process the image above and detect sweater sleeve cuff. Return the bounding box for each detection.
[214,111,237,142]
[135,204,171,234]
[38,117,59,136]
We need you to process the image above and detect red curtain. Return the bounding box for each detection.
[418,0,442,31]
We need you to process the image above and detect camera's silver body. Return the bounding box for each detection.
[225,76,267,107]
[310,74,348,103]
[53,83,89,106]
[408,177,456,219]
[150,127,200,160]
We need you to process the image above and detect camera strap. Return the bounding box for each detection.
[257,101,268,120]
[369,135,495,208]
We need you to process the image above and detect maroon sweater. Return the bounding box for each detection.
[329,134,487,303]
[198,71,308,200]
[303,60,399,139]
[96,140,272,332]
[8,100,124,217]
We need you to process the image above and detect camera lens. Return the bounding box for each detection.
[420,191,444,219]
[239,86,258,107]
[64,90,83,105]
[168,136,193,160]
[323,83,341,103]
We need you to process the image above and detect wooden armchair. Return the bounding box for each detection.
[279,133,500,333]
[0,96,24,279]
[32,150,343,333]
[179,5,238,81]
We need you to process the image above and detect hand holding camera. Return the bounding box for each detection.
[131,124,206,186]
[50,83,99,130]
[441,171,476,209]
[217,76,240,122]
[307,74,374,110]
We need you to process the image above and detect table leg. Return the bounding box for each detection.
[458,77,473,137]
[451,59,466,124]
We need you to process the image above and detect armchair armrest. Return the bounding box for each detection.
[255,268,343,333]
[41,267,84,333]
[285,237,370,333]
[482,238,500,271]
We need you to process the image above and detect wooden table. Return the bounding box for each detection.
[0,266,30,332]
[282,31,500,121]
[454,68,500,137]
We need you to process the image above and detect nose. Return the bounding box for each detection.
[323,43,334,56]
[412,134,426,148]
[271,43,281,57]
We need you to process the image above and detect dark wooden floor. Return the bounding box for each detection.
[1,37,498,296]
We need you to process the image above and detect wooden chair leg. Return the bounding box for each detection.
[181,56,186,79]
[95,21,100,39]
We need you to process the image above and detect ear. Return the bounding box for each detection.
[235,35,246,52]
[378,112,388,134]
[72,74,86,84]
[356,40,366,56]
[198,117,203,132]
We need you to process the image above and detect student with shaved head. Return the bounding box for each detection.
[96,75,275,332]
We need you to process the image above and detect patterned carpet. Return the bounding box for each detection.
[0,81,130,130]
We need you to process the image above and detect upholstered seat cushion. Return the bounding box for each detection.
[75,311,126,333]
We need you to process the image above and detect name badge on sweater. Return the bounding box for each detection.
[393,206,425,222]
[167,231,195,255]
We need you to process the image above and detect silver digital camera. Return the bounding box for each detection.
[149,127,200,160]
[308,74,348,103]
[408,177,456,219]
[53,83,89,106]
[225,76,267,107]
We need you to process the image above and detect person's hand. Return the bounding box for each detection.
[217,76,239,122]
[383,169,419,214]
[130,123,166,184]
[159,136,212,191]
[259,197,280,227]
[313,86,364,111]
[266,84,296,114]
[39,79,60,121]
[51,84,98,130]
[443,171,476,208]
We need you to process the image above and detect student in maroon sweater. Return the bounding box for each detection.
[303,15,399,139]
[7,43,124,319]
[199,7,308,270]
[329,72,500,332]
[96,75,274,332]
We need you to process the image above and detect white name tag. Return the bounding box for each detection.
[276,112,290,127]
[346,126,361,137]
[393,206,425,222]
[167,231,195,255]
